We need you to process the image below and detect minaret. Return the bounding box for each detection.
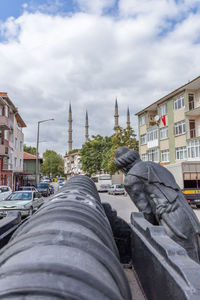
[114,98,119,130]
[68,103,72,152]
[127,107,130,128]
[85,110,89,142]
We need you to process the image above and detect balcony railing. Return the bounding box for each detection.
[0,145,9,156]
[0,116,13,130]
[189,101,195,111]
[187,128,200,139]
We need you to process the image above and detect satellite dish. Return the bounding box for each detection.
[154,115,160,122]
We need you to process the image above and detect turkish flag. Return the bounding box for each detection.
[161,115,166,126]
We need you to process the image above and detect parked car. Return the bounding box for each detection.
[0,186,12,201]
[58,182,65,189]
[0,191,44,217]
[36,183,50,197]
[108,184,125,195]
[49,185,54,194]
[41,177,51,183]
[19,186,37,192]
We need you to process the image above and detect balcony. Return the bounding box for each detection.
[185,104,200,116]
[0,145,9,157]
[187,128,200,140]
[0,116,13,130]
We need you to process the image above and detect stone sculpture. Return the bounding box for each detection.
[114,147,200,263]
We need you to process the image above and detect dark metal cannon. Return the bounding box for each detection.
[0,175,132,299]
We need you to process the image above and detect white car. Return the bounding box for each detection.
[0,186,12,201]
[0,191,44,217]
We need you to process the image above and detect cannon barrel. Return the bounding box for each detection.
[0,175,132,300]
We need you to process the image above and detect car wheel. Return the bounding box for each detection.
[29,207,33,216]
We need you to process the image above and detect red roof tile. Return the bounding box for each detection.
[23,152,43,160]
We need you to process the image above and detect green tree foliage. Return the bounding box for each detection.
[102,126,139,174]
[80,135,112,175]
[24,144,36,155]
[67,149,80,155]
[41,150,64,177]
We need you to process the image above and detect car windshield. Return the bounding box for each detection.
[116,185,124,188]
[6,192,32,201]
[19,187,32,190]
[37,183,48,188]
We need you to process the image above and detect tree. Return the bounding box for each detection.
[80,135,112,175]
[24,144,36,155]
[102,126,138,174]
[41,150,64,177]
[67,149,80,155]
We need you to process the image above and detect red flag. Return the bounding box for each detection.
[161,115,166,126]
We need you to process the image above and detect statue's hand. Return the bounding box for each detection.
[150,194,179,218]
[150,194,186,239]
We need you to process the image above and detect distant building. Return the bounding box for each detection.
[136,75,200,189]
[64,151,82,179]
[23,152,43,185]
[0,92,26,189]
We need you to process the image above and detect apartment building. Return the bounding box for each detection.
[64,151,82,179]
[136,76,200,189]
[0,92,26,189]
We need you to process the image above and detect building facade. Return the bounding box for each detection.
[23,152,43,185]
[64,151,82,179]
[136,76,200,189]
[0,92,26,190]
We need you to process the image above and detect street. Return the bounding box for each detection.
[99,192,200,223]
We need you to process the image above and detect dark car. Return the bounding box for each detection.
[49,185,54,195]
[36,183,50,197]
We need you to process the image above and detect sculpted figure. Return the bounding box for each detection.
[114,147,200,263]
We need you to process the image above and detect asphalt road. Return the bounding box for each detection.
[99,192,200,223]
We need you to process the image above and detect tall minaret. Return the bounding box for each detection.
[68,103,72,152]
[127,107,130,128]
[85,110,89,142]
[114,98,119,130]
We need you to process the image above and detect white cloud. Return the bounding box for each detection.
[0,2,200,156]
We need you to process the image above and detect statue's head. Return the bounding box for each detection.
[114,147,140,173]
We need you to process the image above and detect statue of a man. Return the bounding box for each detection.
[114,147,200,263]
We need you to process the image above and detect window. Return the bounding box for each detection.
[160,127,168,140]
[187,140,200,159]
[174,121,185,136]
[4,105,9,117]
[0,106,3,116]
[3,157,8,165]
[140,115,146,126]
[4,130,9,140]
[176,147,187,160]
[147,128,158,142]
[20,141,23,152]
[160,103,167,116]
[188,94,195,110]
[141,153,148,161]
[20,159,22,169]
[147,148,159,162]
[14,157,17,168]
[174,94,184,110]
[15,137,17,148]
[161,150,169,162]
[141,134,147,145]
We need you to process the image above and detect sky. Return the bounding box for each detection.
[0,0,200,156]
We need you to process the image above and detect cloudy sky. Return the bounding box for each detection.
[0,0,200,156]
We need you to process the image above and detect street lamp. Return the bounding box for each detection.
[36,118,54,185]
